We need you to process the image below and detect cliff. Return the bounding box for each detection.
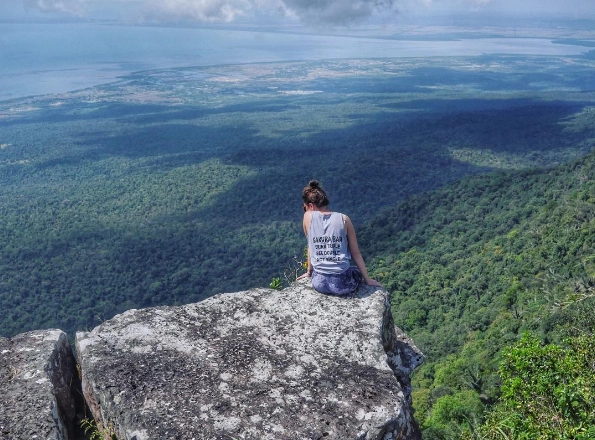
[1,280,423,439]
[0,330,79,440]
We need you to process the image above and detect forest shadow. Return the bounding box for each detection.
[380,98,591,152]
[0,98,302,128]
[124,100,302,125]
[29,95,595,211]
[33,123,259,171]
[193,97,592,223]
[57,95,593,231]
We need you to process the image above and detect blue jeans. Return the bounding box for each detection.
[311,266,363,296]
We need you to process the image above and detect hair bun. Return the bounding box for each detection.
[309,180,320,189]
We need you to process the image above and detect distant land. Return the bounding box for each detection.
[0,18,593,101]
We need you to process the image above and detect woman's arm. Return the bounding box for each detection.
[297,212,313,279]
[345,215,382,286]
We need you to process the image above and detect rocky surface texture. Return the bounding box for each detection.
[76,280,424,440]
[0,330,79,440]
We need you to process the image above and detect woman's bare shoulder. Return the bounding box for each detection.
[303,211,313,233]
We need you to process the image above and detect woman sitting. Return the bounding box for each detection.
[297,180,382,295]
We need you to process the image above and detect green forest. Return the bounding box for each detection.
[361,148,595,438]
[1,54,595,438]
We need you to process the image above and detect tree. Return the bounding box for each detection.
[478,333,595,439]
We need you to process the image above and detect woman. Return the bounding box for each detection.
[297,180,382,295]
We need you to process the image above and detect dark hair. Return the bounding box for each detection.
[302,180,330,207]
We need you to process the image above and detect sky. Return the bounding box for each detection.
[1,0,595,26]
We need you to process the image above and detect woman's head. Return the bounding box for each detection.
[302,180,329,208]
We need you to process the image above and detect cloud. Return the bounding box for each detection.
[10,0,595,24]
[280,0,396,24]
[13,0,398,24]
[140,0,398,24]
[23,0,86,15]
[140,0,255,22]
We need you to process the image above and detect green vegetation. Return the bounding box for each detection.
[477,334,595,439]
[2,54,595,437]
[80,417,116,440]
[269,277,282,290]
[361,145,595,438]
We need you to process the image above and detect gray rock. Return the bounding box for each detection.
[0,330,78,440]
[76,280,424,440]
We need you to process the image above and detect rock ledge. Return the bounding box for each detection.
[0,330,78,440]
[76,280,423,440]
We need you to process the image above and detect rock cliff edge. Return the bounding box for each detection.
[0,330,79,440]
[76,280,423,440]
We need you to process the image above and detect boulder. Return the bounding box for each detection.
[76,280,424,439]
[0,330,79,440]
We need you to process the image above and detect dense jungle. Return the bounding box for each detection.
[1,52,595,437]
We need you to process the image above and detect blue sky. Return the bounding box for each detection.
[1,0,595,26]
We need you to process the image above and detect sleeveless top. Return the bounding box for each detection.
[307,211,351,274]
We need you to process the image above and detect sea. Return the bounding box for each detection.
[0,21,591,102]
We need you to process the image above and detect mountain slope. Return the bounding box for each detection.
[361,149,595,436]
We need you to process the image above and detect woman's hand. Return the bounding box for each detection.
[297,272,311,280]
[365,278,382,287]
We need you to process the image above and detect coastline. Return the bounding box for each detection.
[1,21,592,103]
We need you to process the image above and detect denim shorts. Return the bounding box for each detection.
[311,266,363,296]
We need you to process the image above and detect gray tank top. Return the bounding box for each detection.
[308,211,351,274]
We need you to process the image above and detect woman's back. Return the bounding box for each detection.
[307,211,351,274]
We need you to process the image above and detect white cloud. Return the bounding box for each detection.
[8,0,397,23]
[140,0,397,24]
[23,0,86,15]
[6,0,595,23]
[143,0,253,22]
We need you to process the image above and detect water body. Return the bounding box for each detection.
[0,21,590,101]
